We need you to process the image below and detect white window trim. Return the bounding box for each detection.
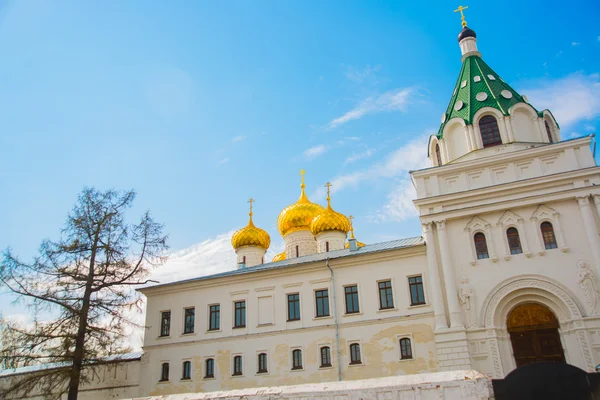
[180,358,193,381]
[348,340,364,366]
[206,303,221,333]
[203,356,216,380]
[530,204,568,255]
[314,287,332,319]
[376,278,397,311]
[232,299,248,330]
[231,353,244,377]
[497,210,531,260]
[158,360,170,383]
[406,274,428,307]
[158,309,172,339]
[181,306,196,336]
[342,283,362,316]
[318,343,333,369]
[290,346,305,371]
[465,215,498,264]
[397,334,415,362]
[255,349,270,376]
[286,292,302,322]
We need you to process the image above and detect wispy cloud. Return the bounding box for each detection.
[304,144,328,159]
[329,88,415,129]
[345,148,375,164]
[232,135,246,143]
[219,158,229,165]
[521,72,600,128]
[344,64,381,84]
[369,179,418,223]
[572,42,581,46]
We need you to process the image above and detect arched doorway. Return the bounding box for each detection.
[508,303,565,367]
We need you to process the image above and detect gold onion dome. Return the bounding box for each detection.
[345,215,366,248]
[310,182,350,236]
[272,252,286,262]
[231,199,271,250]
[277,170,325,237]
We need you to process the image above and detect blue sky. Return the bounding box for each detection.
[0,0,599,313]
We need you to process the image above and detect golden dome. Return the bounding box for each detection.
[277,171,325,237]
[310,182,350,235]
[345,215,366,248]
[231,199,271,250]
[272,252,286,262]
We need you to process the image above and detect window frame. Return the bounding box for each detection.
[474,231,490,260]
[232,355,243,376]
[159,362,169,382]
[349,343,362,365]
[181,360,192,380]
[479,115,502,148]
[233,300,246,328]
[208,304,220,331]
[435,143,443,166]
[183,307,195,334]
[399,337,413,360]
[291,348,303,370]
[377,280,394,310]
[315,289,330,318]
[320,346,332,368]
[408,275,426,306]
[344,284,360,314]
[540,221,558,250]
[204,358,215,379]
[287,293,301,321]
[506,227,523,255]
[544,120,554,143]
[257,352,268,374]
[159,311,171,337]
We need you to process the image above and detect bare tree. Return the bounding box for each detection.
[0,188,168,400]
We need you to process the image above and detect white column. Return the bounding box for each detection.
[435,220,463,328]
[422,223,447,329]
[594,195,600,219]
[503,116,515,142]
[577,196,600,275]
[464,126,474,152]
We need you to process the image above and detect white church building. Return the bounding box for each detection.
[135,21,600,398]
[1,17,600,400]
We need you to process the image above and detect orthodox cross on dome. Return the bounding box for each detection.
[248,198,255,218]
[348,215,355,236]
[454,5,468,27]
[300,169,306,188]
[325,182,332,205]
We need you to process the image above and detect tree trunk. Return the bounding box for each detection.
[67,236,98,400]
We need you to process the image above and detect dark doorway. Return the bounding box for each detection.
[508,303,565,367]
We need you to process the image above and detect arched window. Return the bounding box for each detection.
[400,338,413,359]
[232,355,243,376]
[182,361,191,380]
[541,222,558,250]
[292,349,303,370]
[474,232,489,259]
[506,227,523,255]
[160,362,169,381]
[435,143,442,166]
[479,116,502,148]
[349,343,362,364]
[257,353,268,373]
[545,121,554,143]
[205,358,214,378]
[320,346,332,368]
[325,241,330,252]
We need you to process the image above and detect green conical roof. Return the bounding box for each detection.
[437,55,530,138]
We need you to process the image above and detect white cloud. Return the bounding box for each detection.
[232,135,246,143]
[584,124,595,132]
[219,158,229,165]
[521,73,600,128]
[329,88,415,128]
[369,178,418,223]
[345,148,375,164]
[312,134,430,217]
[572,42,581,46]
[304,144,328,159]
[344,64,381,83]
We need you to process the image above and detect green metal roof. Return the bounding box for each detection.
[437,55,529,138]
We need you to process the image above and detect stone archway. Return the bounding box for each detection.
[507,303,565,367]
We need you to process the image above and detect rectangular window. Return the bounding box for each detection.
[184,308,195,334]
[320,346,332,368]
[234,301,246,328]
[344,285,360,314]
[182,361,191,380]
[378,280,394,310]
[204,358,214,378]
[287,293,300,321]
[209,304,220,331]
[292,349,303,370]
[408,276,426,306]
[160,311,171,337]
[160,362,169,381]
[233,355,243,376]
[349,343,362,364]
[315,289,330,317]
[257,353,268,373]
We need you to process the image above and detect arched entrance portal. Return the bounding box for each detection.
[508,303,566,367]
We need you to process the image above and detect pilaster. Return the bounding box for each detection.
[578,195,600,274]
[435,220,463,328]
[422,223,447,329]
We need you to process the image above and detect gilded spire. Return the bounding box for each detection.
[348,215,356,239]
[298,169,309,202]
[454,5,469,27]
[325,182,332,209]
[247,198,255,226]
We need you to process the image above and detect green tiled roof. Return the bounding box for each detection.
[437,55,530,138]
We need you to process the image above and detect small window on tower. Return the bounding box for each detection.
[435,143,442,166]
[545,121,554,143]
[295,245,299,257]
[325,241,330,252]
[479,116,502,147]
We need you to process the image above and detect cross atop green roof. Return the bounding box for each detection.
[437,55,530,138]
